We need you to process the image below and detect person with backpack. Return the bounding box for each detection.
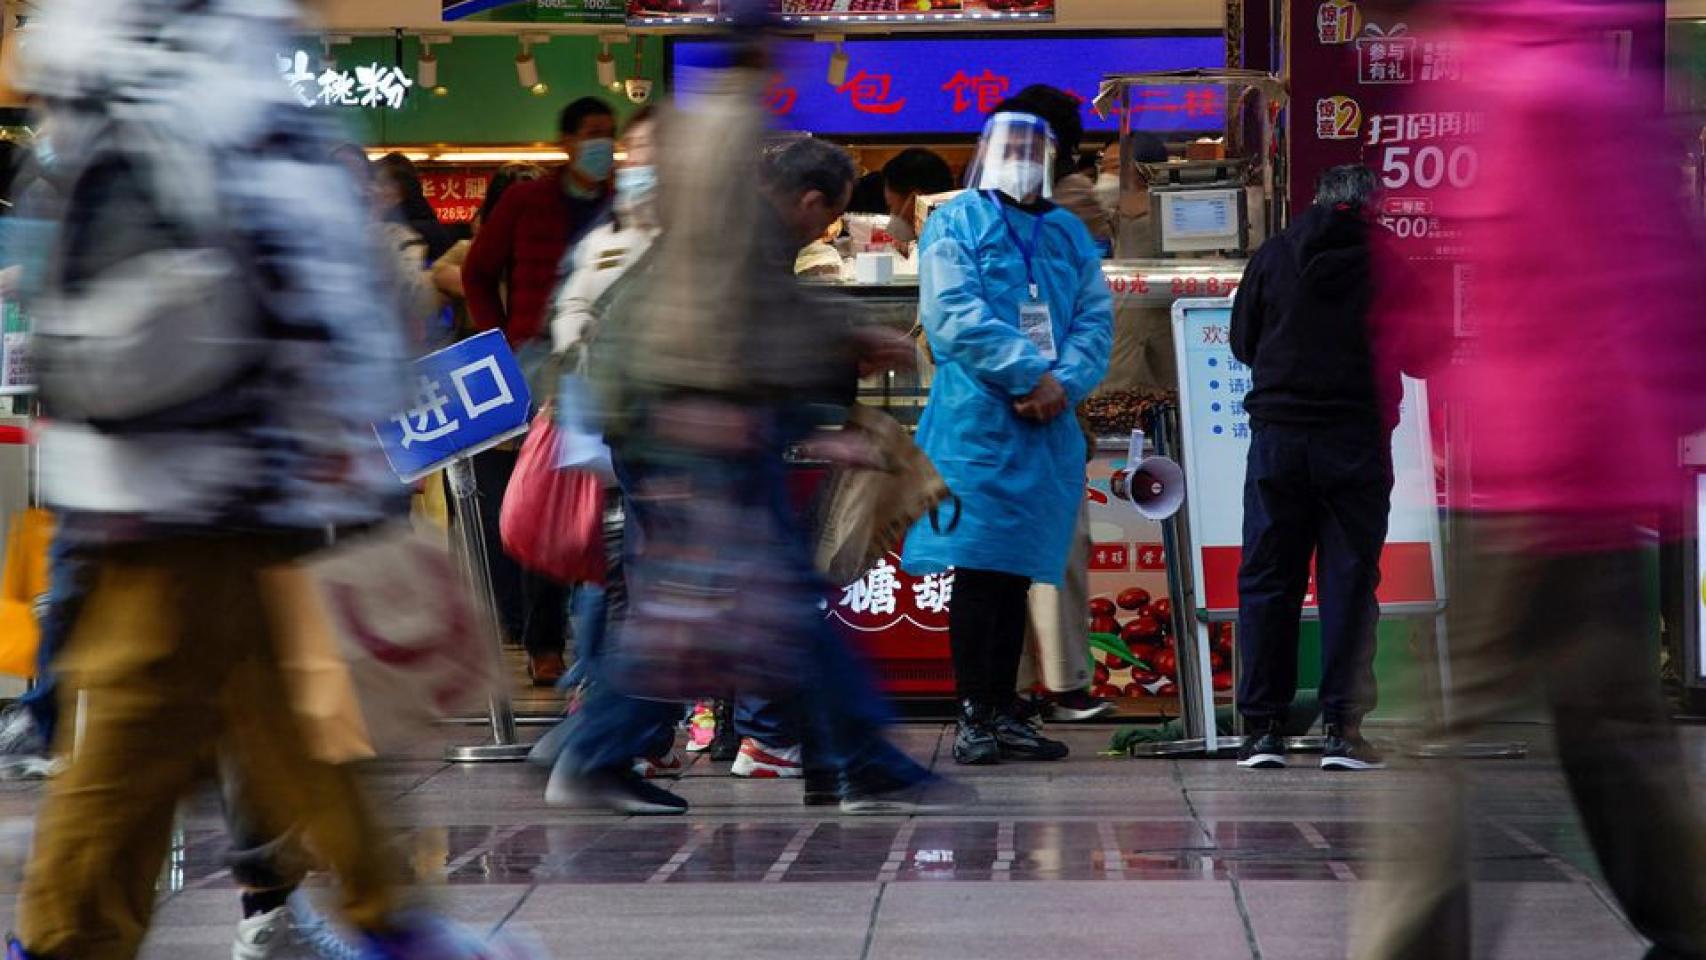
[7,1,541,957]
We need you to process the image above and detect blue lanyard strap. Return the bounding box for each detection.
[984,190,1045,300]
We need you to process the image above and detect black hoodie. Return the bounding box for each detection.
[1230,202,1398,431]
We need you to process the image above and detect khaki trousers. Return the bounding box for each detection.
[1020,503,1093,694]
[18,536,400,960]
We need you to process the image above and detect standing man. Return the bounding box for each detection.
[462,96,616,686]
[1229,165,1394,772]
[902,108,1114,766]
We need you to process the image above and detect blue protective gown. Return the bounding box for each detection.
[901,191,1114,585]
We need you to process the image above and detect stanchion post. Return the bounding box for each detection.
[443,456,531,763]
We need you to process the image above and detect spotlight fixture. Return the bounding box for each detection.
[416,38,438,90]
[596,38,617,89]
[516,36,540,90]
[824,36,848,87]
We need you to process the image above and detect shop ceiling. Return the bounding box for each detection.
[310,0,1224,34]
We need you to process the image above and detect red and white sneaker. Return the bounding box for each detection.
[730,739,803,779]
[684,701,717,754]
[632,748,686,780]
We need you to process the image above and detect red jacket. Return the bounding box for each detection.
[462,173,609,347]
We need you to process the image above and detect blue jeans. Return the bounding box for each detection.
[23,533,83,745]
[566,425,922,787]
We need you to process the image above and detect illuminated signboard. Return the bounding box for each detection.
[672,35,1225,136]
[632,0,1053,26]
[278,50,413,110]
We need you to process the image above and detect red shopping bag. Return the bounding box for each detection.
[499,412,607,585]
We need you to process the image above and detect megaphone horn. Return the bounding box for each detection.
[1111,429,1185,521]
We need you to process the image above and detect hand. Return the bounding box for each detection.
[1013,373,1068,422]
[852,326,919,378]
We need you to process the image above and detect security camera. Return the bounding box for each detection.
[624,77,653,104]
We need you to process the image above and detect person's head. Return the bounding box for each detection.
[1008,85,1085,181]
[1315,163,1377,211]
[476,162,544,231]
[969,110,1056,203]
[558,97,618,184]
[848,171,889,216]
[330,143,372,190]
[881,148,954,229]
[762,136,857,248]
[374,152,426,212]
[614,106,659,227]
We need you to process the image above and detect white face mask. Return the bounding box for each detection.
[992,161,1046,202]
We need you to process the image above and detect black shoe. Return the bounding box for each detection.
[1050,688,1116,722]
[555,769,689,815]
[1237,721,1287,769]
[803,770,840,807]
[1321,725,1386,771]
[841,770,979,815]
[1012,692,1049,725]
[992,713,1070,761]
[708,700,741,762]
[953,701,1001,766]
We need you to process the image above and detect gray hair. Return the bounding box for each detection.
[761,136,857,206]
[1315,164,1377,208]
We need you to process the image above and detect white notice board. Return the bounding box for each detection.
[1171,297,1445,619]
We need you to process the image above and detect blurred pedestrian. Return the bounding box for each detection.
[1229,164,1394,772]
[1353,2,1706,955]
[374,151,457,265]
[462,96,617,687]
[8,0,538,957]
[902,108,1114,765]
[431,162,544,334]
[332,144,444,353]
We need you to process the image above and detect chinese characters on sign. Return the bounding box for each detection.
[827,554,954,632]
[942,69,1011,115]
[421,171,493,225]
[1316,0,1360,44]
[1355,34,1417,85]
[278,50,413,111]
[836,70,906,115]
[1315,95,1363,141]
[376,330,532,482]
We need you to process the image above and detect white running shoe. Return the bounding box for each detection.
[632,748,686,780]
[729,739,803,779]
[233,905,297,960]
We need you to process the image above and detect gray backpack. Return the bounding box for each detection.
[33,124,260,427]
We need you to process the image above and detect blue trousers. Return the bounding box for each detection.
[23,532,83,745]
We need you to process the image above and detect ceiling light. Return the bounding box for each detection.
[824,37,848,87]
[516,37,539,90]
[416,41,438,89]
[596,39,617,88]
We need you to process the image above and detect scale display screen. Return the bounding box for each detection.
[1158,189,1241,252]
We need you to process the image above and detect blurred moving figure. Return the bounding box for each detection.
[1230,165,1394,773]
[901,109,1113,766]
[431,162,545,337]
[1353,2,1706,957]
[462,96,618,687]
[374,152,457,265]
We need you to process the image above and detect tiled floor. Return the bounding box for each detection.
[0,718,1692,959]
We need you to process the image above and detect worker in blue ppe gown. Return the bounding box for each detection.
[902,109,1113,767]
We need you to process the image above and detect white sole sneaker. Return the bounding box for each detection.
[1237,753,1287,769]
[730,740,803,779]
[1052,702,1116,722]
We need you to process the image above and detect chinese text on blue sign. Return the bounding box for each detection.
[376,330,532,482]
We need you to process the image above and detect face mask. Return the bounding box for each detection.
[1094,172,1120,209]
[615,165,657,204]
[886,213,916,245]
[992,161,1046,202]
[574,138,616,181]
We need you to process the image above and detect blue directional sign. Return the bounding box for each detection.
[376,330,532,482]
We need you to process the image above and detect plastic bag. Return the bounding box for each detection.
[811,405,958,585]
[499,412,607,585]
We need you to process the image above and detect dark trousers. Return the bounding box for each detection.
[469,447,567,659]
[22,532,82,743]
[1235,421,1393,728]
[1354,515,1706,960]
[949,568,1034,710]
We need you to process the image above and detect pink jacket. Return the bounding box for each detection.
[1381,1,1706,543]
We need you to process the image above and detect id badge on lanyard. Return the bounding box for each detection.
[991,192,1056,362]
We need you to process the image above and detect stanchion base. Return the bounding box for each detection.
[1126,738,1224,759]
[1410,741,1529,760]
[441,714,563,727]
[445,742,533,763]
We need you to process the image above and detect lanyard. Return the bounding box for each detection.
[985,191,1045,300]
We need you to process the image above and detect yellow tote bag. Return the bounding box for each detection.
[0,509,54,679]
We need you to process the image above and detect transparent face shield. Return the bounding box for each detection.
[965,112,1057,204]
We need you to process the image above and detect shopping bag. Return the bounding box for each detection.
[499,410,607,585]
[264,523,492,763]
[0,508,53,678]
[812,405,958,585]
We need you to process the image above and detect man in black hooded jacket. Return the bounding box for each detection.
[1229,164,1396,773]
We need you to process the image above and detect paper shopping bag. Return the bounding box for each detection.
[812,406,956,585]
[264,524,494,763]
[0,509,54,679]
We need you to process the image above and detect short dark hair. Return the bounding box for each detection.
[762,137,857,206]
[559,97,615,137]
[1315,164,1377,209]
[882,148,955,198]
[1127,131,1170,165]
[1007,84,1086,166]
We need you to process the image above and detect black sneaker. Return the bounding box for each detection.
[1321,725,1386,771]
[551,768,690,815]
[842,770,979,816]
[1050,688,1116,722]
[1237,721,1287,769]
[953,701,1001,766]
[708,700,741,762]
[992,713,1070,761]
[803,770,840,807]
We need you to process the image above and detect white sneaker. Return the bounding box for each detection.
[730,739,803,779]
[233,905,296,960]
[632,748,686,780]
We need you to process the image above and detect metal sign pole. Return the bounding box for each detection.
[443,456,530,763]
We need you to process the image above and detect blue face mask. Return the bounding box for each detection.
[574,138,616,181]
[615,165,657,204]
